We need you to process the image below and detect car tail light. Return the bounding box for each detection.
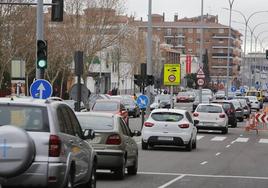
[49,135,61,157]
[193,113,199,117]
[179,124,190,128]
[106,134,121,145]
[219,114,225,118]
[144,122,154,127]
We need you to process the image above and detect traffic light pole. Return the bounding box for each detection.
[36,0,44,79]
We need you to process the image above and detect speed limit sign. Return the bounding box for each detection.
[197,79,204,86]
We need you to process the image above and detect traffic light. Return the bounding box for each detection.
[51,0,64,22]
[134,75,142,87]
[266,50,268,59]
[146,75,154,86]
[37,40,47,69]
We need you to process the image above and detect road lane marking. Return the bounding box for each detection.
[233,137,249,143]
[259,139,268,143]
[196,135,204,140]
[226,145,231,148]
[200,161,208,165]
[138,172,268,180]
[216,152,221,156]
[158,175,185,188]
[211,136,226,141]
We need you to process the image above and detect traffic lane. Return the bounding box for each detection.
[97,172,175,188]
[174,102,193,112]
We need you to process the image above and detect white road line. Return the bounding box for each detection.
[208,130,214,133]
[158,175,185,188]
[200,161,208,165]
[259,139,268,143]
[138,171,268,180]
[211,136,226,141]
[226,145,231,148]
[216,152,221,156]
[233,137,249,143]
[196,135,204,140]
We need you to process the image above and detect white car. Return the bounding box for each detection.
[245,96,260,111]
[142,109,198,151]
[193,103,229,134]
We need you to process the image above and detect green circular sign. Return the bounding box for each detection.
[38,60,46,68]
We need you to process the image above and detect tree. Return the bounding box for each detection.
[185,73,197,88]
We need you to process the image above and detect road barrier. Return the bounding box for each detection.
[245,111,268,134]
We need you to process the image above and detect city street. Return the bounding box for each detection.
[98,102,268,188]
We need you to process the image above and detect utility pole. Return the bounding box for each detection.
[199,0,204,103]
[36,0,44,79]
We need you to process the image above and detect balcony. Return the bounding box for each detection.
[212,34,235,39]
[212,53,234,59]
[164,33,185,38]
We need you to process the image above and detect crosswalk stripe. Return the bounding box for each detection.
[233,138,249,143]
[211,136,226,141]
[259,139,268,143]
[196,135,204,140]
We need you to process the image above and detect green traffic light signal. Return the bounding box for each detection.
[37,40,47,69]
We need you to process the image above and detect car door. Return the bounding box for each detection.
[185,111,197,137]
[61,106,89,182]
[119,118,134,166]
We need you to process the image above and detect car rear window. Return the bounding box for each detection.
[0,105,49,132]
[92,102,118,111]
[151,112,184,122]
[76,115,114,131]
[197,105,222,113]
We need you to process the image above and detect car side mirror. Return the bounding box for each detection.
[83,129,95,140]
[194,120,199,126]
[132,130,141,137]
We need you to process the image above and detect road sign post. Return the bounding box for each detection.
[137,95,149,129]
[196,68,205,103]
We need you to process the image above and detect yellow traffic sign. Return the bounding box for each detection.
[164,64,181,85]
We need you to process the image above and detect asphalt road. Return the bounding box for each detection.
[97,102,268,188]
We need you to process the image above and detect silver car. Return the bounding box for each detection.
[0,97,97,188]
[76,112,140,180]
[230,99,244,122]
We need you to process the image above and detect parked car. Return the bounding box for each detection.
[229,99,244,122]
[212,100,237,128]
[122,99,140,118]
[245,96,261,111]
[193,103,229,134]
[0,97,97,188]
[91,99,129,125]
[142,109,198,151]
[75,112,140,179]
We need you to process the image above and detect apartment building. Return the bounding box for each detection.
[133,14,242,86]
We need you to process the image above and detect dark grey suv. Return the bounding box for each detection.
[0,97,97,188]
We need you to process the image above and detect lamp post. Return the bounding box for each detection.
[226,0,235,99]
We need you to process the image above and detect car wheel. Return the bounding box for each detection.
[231,120,237,128]
[127,156,138,175]
[142,140,148,150]
[192,138,197,149]
[222,127,228,134]
[65,171,74,188]
[185,139,192,151]
[81,162,97,188]
[115,158,125,180]
[239,117,244,122]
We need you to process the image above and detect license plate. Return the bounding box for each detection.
[89,137,101,144]
[158,137,173,141]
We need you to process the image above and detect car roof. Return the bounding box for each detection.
[151,108,187,114]
[75,111,116,118]
[198,103,223,107]
[95,99,121,103]
[0,97,63,107]
[212,100,231,103]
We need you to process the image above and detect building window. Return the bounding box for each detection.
[196,38,200,43]
[166,38,172,44]
[218,59,224,63]
[188,49,193,53]
[167,28,172,35]
[188,28,193,33]
[219,28,224,33]
[219,39,224,43]
[177,28,183,35]
[187,37,193,43]
[196,29,201,33]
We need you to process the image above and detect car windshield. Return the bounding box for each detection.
[230,100,241,108]
[197,105,222,113]
[0,105,49,132]
[92,102,118,111]
[151,112,184,122]
[155,95,170,102]
[76,115,114,131]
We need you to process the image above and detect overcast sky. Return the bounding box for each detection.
[126,0,268,48]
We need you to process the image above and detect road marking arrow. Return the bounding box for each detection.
[37,83,46,99]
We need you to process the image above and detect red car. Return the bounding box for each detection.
[91,99,129,125]
[177,92,190,102]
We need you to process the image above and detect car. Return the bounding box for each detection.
[246,90,264,108]
[192,95,210,112]
[212,100,237,128]
[142,108,198,151]
[229,99,245,122]
[215,90,225,99]
[150,94,171,110]
[122,98,140,118]
[89,94,111,109]
[234,98,251,118]
[226,92,235,100]
[245,96,261,111]
[0,97,97,188]
[75,112,140,179]
[193,103,229,134]
[91,99,129,125]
